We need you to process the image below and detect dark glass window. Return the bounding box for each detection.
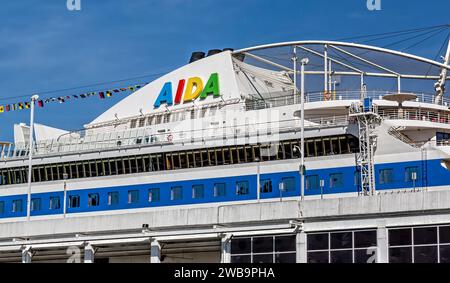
[354,231,377,248]
[148,188,160,202]
[261,179,272,193]
[128,190,139,204]
[49,197,61,210]
[379,169,394,184]
[330,250,353,263]
[414,246,438,263]
[414,227,437,245]
[253,254,273,263]
[12,199,23,213]
[0,201,4,214]
[307,252,329,263]
[69,195,80,208]
[108,192,119,206]
[231,238,251,254]
[389,229,412,246]
[88,193,100,207]
[171,186,183,201]
[389,247,412,263]
[439,226,450,244]
[281,177,296,192]
[214,183,226,197]
[231,255,251,263]
[236,181,249,196]
[307,233,329,251]
[440,245,450,263]
[192,185,205,199]
[355,248,377,263]
[31,198,41,212]
[275,235,296,252]
[329,173,344,188]
[253,237,274,253]
[275,253,296,263]
[331,232,353,249]
[306,175,319,190]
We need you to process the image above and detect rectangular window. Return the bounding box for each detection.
[31,198,41,212]
[214,183,226,197]
[88,193,100,207]
[128,190,140,204]
[261,179,273,193]
[12,199,23,213]
[379,169,394,184]
[171,186,183,201]
[108,192,119,206]
[281,177,296,192]
[49,197,61,210]
[306,175,320,190]
[192,185,205,199]
[405,167,419,182]
[69,195,80,208]
[329,173,344,188]
[0,201,4,214]
[236,181,249,196]
[148,188,160,202]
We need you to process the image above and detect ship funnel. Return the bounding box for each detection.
[207,49,223,57]
[189,52,206,63]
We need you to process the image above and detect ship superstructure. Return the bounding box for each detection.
[0,39,450,263]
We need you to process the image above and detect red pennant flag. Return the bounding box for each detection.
[38,100,44,108]
[99,92,105,99]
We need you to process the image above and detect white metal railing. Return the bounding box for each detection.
[1,115,350,161]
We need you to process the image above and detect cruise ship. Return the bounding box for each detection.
[0,38,450,264]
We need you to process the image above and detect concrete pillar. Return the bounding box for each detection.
[21,246,33,264]
[220,234,232,263]
[84,244,95,264]
[296,232,307,263]
[150,240,161,263]
[377,226,389,263]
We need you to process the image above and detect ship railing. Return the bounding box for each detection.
[379,109,450,125]
[1,115,350,161]
[245,90,450,110]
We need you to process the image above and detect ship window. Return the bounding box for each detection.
[69,195,80,208]
[281,177,296,192]
[12,199,22,213]
[49,197,61,210]
[379,169,394,184]
[108,192,119,206]
[190,109,196,120]
[236,181,249,196]
[330,173,344,188]
[130,119,137,129]
[139,118,146,128]
[128,190,139,204]
[306,175,320,190]
[214,183,226,197]
[147,116,154,126]
[261,179,273,193]
[171,186,183,201]
[31,198,41,212]
[405,167,419,182]
[192,185,205,199]
[0,201,4,214]
[88,193,100,207]
[163,113,171,124]
[155,115,163,125]
[148,188,160,202]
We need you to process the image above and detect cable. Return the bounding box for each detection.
[425,32,450,76]
[0,71,170,103]
[401,28,448,52]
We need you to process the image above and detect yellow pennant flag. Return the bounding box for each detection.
[0,106,4,113]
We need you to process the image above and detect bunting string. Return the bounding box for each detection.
[0,83,148,114]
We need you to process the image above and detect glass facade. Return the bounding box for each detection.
[231,235,297,263]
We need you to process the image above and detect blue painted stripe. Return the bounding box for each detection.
[0,159,448,219]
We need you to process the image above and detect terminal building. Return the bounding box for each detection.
[0,39,450,263]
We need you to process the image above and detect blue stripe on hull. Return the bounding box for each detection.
[0,159,448,219]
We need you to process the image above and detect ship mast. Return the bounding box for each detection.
[434,38,450,104]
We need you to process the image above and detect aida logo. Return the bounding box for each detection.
[154,73,220,108]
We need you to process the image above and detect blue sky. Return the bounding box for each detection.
[0,0,449,142]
